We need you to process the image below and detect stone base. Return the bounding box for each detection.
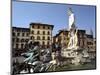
[61,47,89,65]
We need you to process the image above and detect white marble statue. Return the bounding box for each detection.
[67,8,78,49]
[68,8,75,30]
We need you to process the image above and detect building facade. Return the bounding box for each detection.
[77,30,87,48]
[53,29,95,50]
[29,23,54,48]
[12,23,54,56]
[12,27,30,56]
[86,35,96,60]
[53,29,69,48]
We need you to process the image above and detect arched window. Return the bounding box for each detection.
[32,25,34,28]
[42,36,45,40]
[31,30,34,34]
[31,36,35,40]
[48,26,50,29]
[13,32,15,36]
[47,41,50,48]
[42,41,45,45]
[26,33,29,36]
[22,33,25,36]
[43,26,45,29]
[17,33,20,36]
[37,36,40,40]
[48,31,50,35]
[48,36,50,40]
[43,31,45,35]
[25,39,29,42]
[16,38,20,42]
[47,41,49,45]
[21,39,24,42]
[37,31,40,34]
[30,36,32,40]
[16,44,19,48]
[21,44,24,49]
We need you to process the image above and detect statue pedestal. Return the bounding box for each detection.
[61,47,90,65]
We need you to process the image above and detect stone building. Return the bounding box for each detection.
[53,29,69,48]
[93,38,96,50]
[86,34,93,49]
[53,29,88,49]
[12,27,30,56]
[29,23,54,48]
[86,35,96,60]
[12,23,54,56]
[77,30,87,48]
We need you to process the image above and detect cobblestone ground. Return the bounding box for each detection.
[47,60,96,72]
[16,62,96,75]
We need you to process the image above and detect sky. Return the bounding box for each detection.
[12,1,96,37]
